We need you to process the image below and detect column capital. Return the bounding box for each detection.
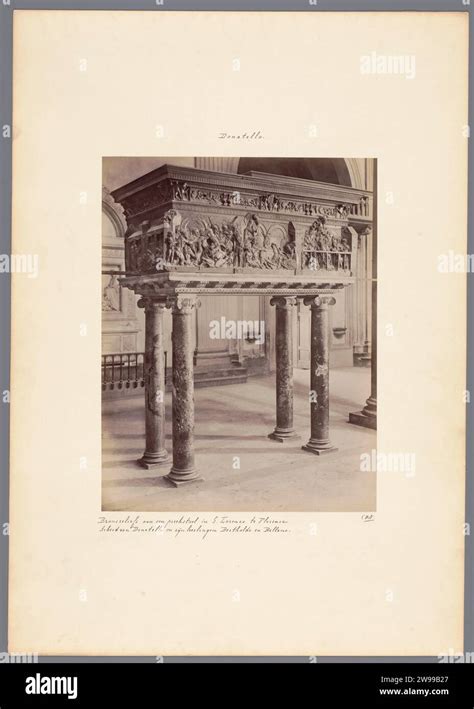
[351,224,372,238]
[270,295,298,308]
[166,294,200,314]
[137,296,168,311]
[303,294,336,309]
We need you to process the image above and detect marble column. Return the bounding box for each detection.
[348,279,377,429]
[357,231,367,349]
[302,295,338,455]
[165,294,203,486]
[352,226,372,365]
[137,297,170,468]
[268,296,300,442]
[349,160,377,430]
[365,227,373,349]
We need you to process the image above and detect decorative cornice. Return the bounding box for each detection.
[120,274,345,297]
[111,165,373,226]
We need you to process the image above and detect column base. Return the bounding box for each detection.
[268,429,301,443]
[348,410,377,430]
[302,440,338,456]
[138,451,171,469]
[164,467,204,487]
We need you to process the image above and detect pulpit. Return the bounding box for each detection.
[112,165,373,484]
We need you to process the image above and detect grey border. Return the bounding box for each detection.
[0,0,471,664]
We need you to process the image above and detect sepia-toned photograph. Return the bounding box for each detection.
[6,7,468,665]
[102,156,377,511]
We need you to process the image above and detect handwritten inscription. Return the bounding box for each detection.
[218,131,264,140]
[98,514,290,540]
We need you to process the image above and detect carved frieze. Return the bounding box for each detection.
[119,176,370,223]
[169,181,360,220]
[163,213,297,271]
[124,209,355,275]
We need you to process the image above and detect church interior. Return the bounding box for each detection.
[101,156,377,511]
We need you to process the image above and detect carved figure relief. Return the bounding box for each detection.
[163,213,297,270]
[125,210,353,274]
[102,273,121,312]
[303,216,352,272]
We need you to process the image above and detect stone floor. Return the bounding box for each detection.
[102,367,376,512]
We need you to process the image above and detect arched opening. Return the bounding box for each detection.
[237,157,353,187]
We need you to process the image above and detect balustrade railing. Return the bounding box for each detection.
[302,250,352,272]
[102,352,168,392]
